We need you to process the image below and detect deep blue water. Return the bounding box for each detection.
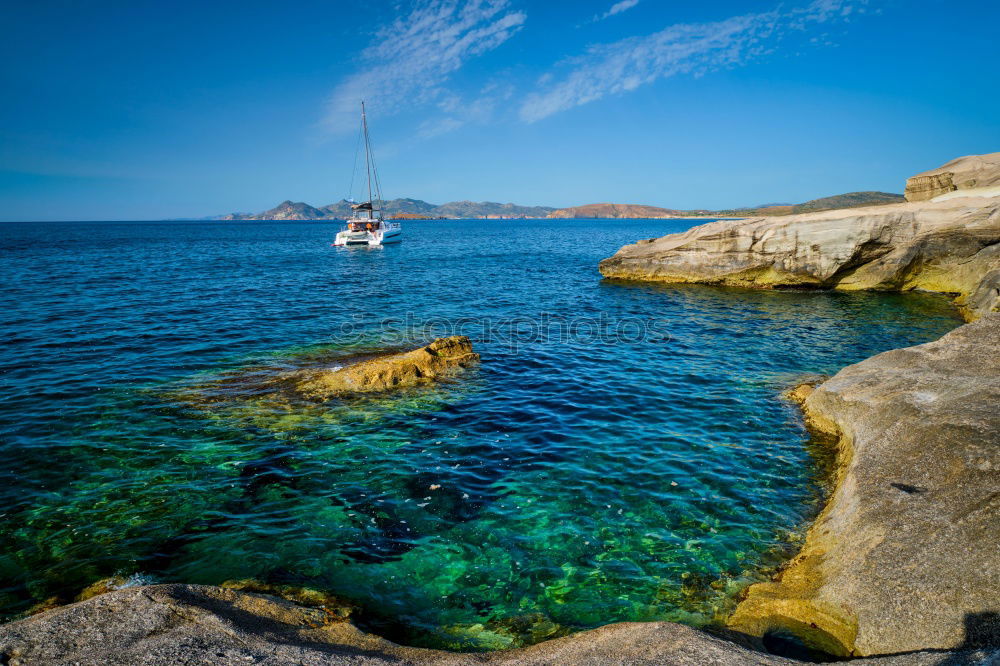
[0,219,961,649]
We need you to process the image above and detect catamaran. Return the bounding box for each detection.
[333,102,402,247]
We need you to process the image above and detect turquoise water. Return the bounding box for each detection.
[0,219,961,649]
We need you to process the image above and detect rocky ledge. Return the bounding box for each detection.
[2,583,997,665]
[729,314,1000,656]
[598,154,1000,321]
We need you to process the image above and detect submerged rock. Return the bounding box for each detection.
[293,336,479,400]
[1,583,995,664]
[598,154,1000,320]
[75,576,131,603]
[174,336,480,418]
[729,314,1000,656]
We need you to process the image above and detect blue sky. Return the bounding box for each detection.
[1,0,998,220]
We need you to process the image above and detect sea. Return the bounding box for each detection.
[0,219,962,649]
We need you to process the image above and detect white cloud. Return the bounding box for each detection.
[325,0,525,134]
[596,0,640,22]
[419,81,515,137]
[521,0,866,122]
[417,116,466,139]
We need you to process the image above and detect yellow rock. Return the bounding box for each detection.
[76,577,129,602]
[782,383,815,405]
[295,336,479,400]
[220,579,354,623]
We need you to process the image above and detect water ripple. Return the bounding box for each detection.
[0,219,962,650]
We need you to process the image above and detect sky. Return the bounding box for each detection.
[1,0,999,220]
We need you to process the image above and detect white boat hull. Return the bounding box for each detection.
[373,228,402,245]
[333,219,403,247]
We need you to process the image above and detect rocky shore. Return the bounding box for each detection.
[594,153,1000,658]
[599,196,1000,320]
[2,156,998,664]
[905,153,1000,202]
[3,319,994,664]
[1,583,996,665]
[729,314,1000,656]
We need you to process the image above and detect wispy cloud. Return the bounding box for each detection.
[417,81,515,138]
[595,0,640,22]
[325,0,525,134]
[521,0,866,122]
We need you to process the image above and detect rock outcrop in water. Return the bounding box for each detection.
[729,314,1000,656]
[2,583,996,665]
[294,336,479,400]
[598,195,1000,320]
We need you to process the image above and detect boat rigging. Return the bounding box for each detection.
[333,102,402,247]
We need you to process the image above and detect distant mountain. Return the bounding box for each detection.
[547,203,685,219]
[217,190,907,222]
[790,191,905,214]
[220,200,329,221]
[546,193,903,219]
[222,198,554,220]
[389,212,437,220]
[749,205,796,216]
[720,191,905,217]
[431,200,555,218]
[321,198,439,218]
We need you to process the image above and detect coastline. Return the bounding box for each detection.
[1,578,995,664]
[598,197,1000,321]
[216,215,746,221]
[3,155,998,662]
[2,270,996,664]
[729,314,1000,656]
[589,154,1000,656]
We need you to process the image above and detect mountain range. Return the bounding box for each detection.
[219,199,555,220]
[718,191,906,217]
[548,203,687,219]
[217,191,905,221]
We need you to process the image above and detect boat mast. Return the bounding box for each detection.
[362,101,373,220]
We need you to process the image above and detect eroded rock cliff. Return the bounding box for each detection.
[598,196,1000,320]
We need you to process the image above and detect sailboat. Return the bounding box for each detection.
[333,102,402,247]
